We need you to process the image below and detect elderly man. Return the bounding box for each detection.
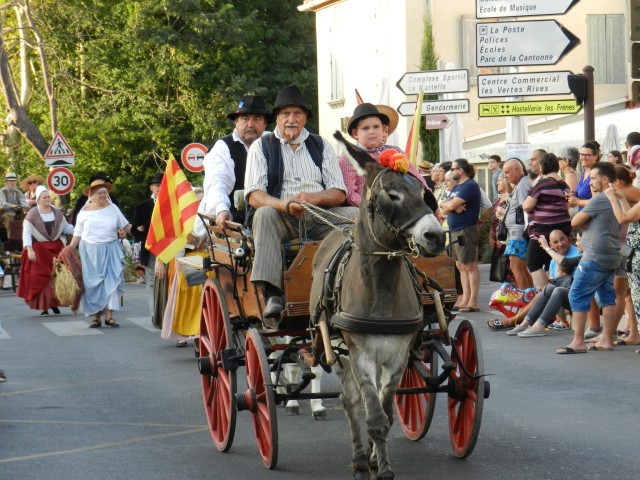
[439,158,482,312]
[558,162,620,354]
[245,85,357,318]
[501,158,533,290]
[201,95,271,229]
[0,172,28,234]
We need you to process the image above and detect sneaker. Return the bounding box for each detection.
[548,321,569,331]
[517,327,546,338]
[585,327,602,339]
[507,323,528,336]
[0,370,6,382]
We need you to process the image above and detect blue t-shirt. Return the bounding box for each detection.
[549,244,581,278]
[447,179,481,231]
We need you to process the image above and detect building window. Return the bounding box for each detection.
[587,14,626,84]
[328,54,344,106]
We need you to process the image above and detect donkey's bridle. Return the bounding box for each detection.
[364,168,431,258]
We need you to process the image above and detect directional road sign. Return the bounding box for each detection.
[476,0,581,19]
[477,71,573,98]
[47,167,75,195]
[476,20,580,68]
[424,115,451,130]
[478,99,581,117]
[181,143,207,173]
[396,69,469,95]
[397,99,470,117]
[44,132,75,167]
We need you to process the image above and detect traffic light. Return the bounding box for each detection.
[568,74,588,106]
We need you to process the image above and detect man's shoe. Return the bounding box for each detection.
[263,296,284,319]
[585,327,602,339]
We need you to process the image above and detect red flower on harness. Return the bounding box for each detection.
[379,150,409,174]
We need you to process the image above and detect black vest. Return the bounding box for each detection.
[245,133,325,227]
[218,134,248,224]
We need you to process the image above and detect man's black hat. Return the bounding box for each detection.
[347,103,390,137]
[226,95,271,121]
[272,85,313,119]
[149,173,164,186]
[90,171,112,183]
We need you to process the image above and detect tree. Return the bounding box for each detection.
[418,13,439,163]
[0,0,317,212]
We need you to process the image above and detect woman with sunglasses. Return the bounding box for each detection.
[20,174,45,209]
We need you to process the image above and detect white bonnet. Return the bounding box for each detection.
[35,185,49,202]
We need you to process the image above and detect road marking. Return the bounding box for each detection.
[0,322,11,339]
[126,316,161,332]
[0,427,209,464]
[43,321,103,336]
[0,377,143,397]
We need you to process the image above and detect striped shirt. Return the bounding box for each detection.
[244,127,346,200]
[527,177,571,238]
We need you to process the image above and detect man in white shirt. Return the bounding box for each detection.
[201,95,270,228]
[244,85,358,318]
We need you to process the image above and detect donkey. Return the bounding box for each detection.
[310,132,446,479]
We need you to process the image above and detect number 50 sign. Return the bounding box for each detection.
[47,167,75,195]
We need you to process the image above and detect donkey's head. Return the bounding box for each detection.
[334,131,445,257]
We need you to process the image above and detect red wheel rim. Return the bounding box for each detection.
[200,279,237,452]
[245,328,278,469]
[447,320,484,458]
[395,348,437,441]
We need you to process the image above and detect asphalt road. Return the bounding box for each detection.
[1,267,640,480]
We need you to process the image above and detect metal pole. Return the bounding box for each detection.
[583,65,595,142]
[438,60,445,163]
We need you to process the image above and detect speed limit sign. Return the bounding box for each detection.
[47,167,75,195]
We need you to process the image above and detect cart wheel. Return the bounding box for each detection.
[395,347,438,441]
[447,319,485,458]
[199,279,237,452]
[244,328,278,469]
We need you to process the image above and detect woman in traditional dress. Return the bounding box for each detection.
[68,179,131,328]
[17,186,75,316]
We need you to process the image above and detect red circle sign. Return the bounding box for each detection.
[47,167,75,195]
[181,143,207,172]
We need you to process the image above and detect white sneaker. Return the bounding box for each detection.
[517,327,546,338]
[507,323,527,336]
[585,327,602,339]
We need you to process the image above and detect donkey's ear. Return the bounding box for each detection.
[333,130,373,176]
[423,188,438,212]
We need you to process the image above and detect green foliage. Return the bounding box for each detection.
[419,13,439,163]
[1,0,317,214]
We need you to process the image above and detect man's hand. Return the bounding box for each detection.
[538,234,550,251]
[215,210,233,229]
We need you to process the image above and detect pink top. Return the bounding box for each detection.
[339,146,429,207]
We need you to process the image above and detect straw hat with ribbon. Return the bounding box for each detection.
[21,174,45,190]
[83,179,113,196]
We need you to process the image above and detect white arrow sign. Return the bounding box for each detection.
[476,20,580,68]
[396,69,469,95]
[478,71,573,98]
[476,0,581,19]
[397,99,470,117]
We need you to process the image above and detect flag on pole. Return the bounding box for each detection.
[355,88,364,105]
[145,155,200,263]
[405,89,424,167]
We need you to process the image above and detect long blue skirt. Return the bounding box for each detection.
[79,240,125,315]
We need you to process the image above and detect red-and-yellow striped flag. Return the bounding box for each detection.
[145,155,200,263]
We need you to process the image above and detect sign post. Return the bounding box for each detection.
[476,20,580,67]
[396,69,469,95]
[477,71,573,98]
[397,99,470,117]
[47,167,75,196]
[180,143,207,173]
[476,0,581,19]
[44,132,75,167]
[478,99,581,117]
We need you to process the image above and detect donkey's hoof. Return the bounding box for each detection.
[353,470,370,480]
[285,405,299,416]
[312,408,328,420]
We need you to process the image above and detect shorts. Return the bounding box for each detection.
[505,239,528,261]
[450,225,479,264]
[526,239,552,272]
[568,260,616,312]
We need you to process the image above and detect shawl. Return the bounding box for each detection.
[24,206,65,242]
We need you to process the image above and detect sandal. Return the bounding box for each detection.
[104,318,119,328]
[89,318,102,328]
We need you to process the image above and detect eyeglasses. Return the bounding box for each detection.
[579,153,594,157]
[28,181,38,184]
[451,166,462,171]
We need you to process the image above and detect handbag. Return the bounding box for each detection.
[489,250,507,283]
[619,244,634,273]
[496,220,508,242]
